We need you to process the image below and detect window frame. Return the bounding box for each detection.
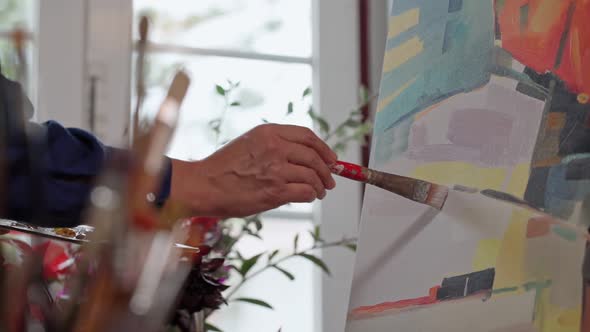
[34,1,365,331]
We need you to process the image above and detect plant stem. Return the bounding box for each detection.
[225,238,356,301]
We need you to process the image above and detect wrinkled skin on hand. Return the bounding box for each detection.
[171,124,337,218]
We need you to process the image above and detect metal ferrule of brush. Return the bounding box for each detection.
[365,169,431,204]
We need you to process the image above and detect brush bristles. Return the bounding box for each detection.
[426,184,449,210]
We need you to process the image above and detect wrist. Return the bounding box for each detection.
[170,158,212,215]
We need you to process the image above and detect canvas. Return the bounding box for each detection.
[346,1,590,331]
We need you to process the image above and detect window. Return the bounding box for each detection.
[0,0,37,93]
[26,1,361,330]
[133,1,317,330]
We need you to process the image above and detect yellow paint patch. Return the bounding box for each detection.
[534,288,581,332]
[388,8,420,39]
[557,309,581,328]
[376,78,417,113]
[530,0,568,33]
[493,210,529,289]
[410,162,507,190]
[472,239,501,271]
[506,163,530,197]
[382,37,424,73]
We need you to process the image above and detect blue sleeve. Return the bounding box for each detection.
[1,73,172,227]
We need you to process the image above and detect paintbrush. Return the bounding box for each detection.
[128,15,150,145]
[129,69,190,227]
[330,161,590,242]
[330,160,449,210]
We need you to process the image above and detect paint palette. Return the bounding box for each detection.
[0,219,93,244]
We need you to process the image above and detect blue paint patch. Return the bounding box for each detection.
[545,160,590,219]
[375,0,494,134]
[443,19,468,54]
[373,116,413,166]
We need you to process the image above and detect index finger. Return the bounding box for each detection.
[278,125,337,164]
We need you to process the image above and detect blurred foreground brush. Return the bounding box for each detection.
[66,70,190,332]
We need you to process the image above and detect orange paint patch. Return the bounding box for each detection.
[350,286,440,317]
[526,217,551,238]
[532,156,562,168]
[546,113,565,130]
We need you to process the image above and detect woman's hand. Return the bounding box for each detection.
[170,124,337,217]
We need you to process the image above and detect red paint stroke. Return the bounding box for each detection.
[526,216,552,238]
[330,161,368,182]
[498,0,590,94]
[350,286,440,317]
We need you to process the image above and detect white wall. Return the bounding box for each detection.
[37,0,87,128]
[85,0,132,147]
[37,0,132,147]
[314,1,389,331]
[313,1,360,331]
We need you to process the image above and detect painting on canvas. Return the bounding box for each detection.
[346,1,590,331]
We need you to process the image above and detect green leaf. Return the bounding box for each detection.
[253,218,263,232]
[244,228,263,240]
[309,226,321,243]
[287,102,294,115]
[345,243,358,252]
[332,142,347,154]
[359,85,369,105]
[234,298,274,310]
[205,323,223,332]
[335,126,347,138]
[268,250,280,262]
[353,123,373,140]
[215,84,226,96]
[230,101,241,107]
[318,117,331,136]
[272,265,295,281]
[298,253,331,276]
[261,118,270,124]
[345,119,362,128]
[240,253,263,276]
[308,231,319,243]
[302,87,312,99]
[308,110,330,135]
[293,234,300,251]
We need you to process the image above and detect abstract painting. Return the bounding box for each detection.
[346,1,590,331]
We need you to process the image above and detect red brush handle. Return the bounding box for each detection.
[329,160,369,182]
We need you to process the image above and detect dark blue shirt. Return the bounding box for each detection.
[0,72,171,227]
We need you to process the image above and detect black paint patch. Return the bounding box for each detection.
[436,268,496,301]
[566,157,590,180]
[481,189,532,208]
[448,0,463,13]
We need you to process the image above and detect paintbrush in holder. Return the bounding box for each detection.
[67,70,191,332]
[127,16,150,145]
